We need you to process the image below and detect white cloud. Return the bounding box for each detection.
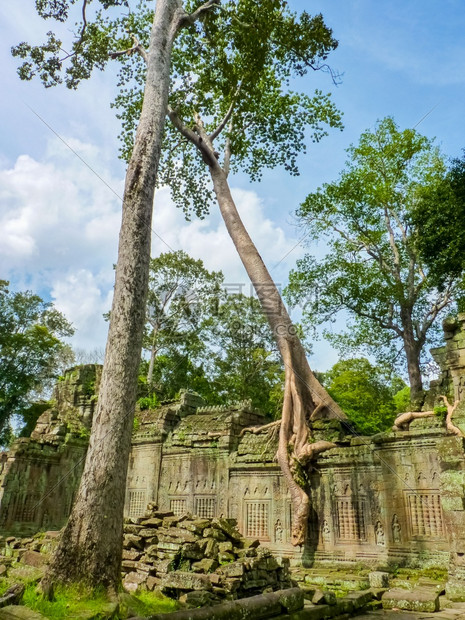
[51,270,112,351]
[151,186,302,290]
[0,138,306,353]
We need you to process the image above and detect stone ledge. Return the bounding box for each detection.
[382,587,440,612]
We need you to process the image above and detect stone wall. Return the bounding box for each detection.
[3,317,465,598]
[129,401,454,570]
[0,365,100,534]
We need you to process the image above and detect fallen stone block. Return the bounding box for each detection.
[0,606,46,619]
[312,589,336,606]
[212,518,243,543]
[344,590,374,609]
[369,571,389,588]
[179,590,216,608]
[278,588,304,613]
[122,549,142,561]
[203,527,227,542]
[124,534,143,550]
[146,575,161,591]
[179,519,210,534]
[217,561,244,578]
[181,542,203,560]
[122,570,147,593]
[0,585,25,609]
[160,570,212,592]
[192,558,218,573]
[381,587,440,612]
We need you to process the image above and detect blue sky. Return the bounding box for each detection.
[1,0,464,369]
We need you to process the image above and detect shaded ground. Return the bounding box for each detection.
[362,600,465,619]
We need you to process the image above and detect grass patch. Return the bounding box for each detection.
[122,590,179,616]
[19,582,178,619]
[22,583,111,619]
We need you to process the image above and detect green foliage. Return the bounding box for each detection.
[205,293,286,417]
[0,280,74,434]
[143,250,223,392]
[393,385,411,413]
[19,581,178,619]
[286,117,463,385]
[13,1,342,219]
[320,358,401,435]
[412,150,465,288]
[139,252,285,417]
[148,2,342,217]
[137,394,160,410]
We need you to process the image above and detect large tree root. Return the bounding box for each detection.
[393,396,464,437]
[439,395,464,437]
[240,419,281,437]
[393,410,436,431]
[276,368,339,547]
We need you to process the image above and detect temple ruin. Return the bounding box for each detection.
[2,314,465,599]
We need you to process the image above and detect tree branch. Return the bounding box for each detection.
[179,0,219,27]
[419,280,455,337]
[209,84,241,141]
[343,297,404,337]
[383,207,402,285]
[59,0,88,62]
[167,107,218,168]
[110,34,148,64]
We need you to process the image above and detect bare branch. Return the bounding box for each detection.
[179,0,219,27]
[209,84,241,141]
[110,33,148,64]
[59,0,88,62]
[343,297,404,337]
[167,107,218,168]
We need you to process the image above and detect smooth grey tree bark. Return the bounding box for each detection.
[42,0,214,591]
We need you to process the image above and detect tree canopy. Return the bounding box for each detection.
[0,280,74,436]
[411,150,465,291]
[138,251,286,417]
[320,358,405,435]
[286,117,463,408]
[142,250,223,387]
[205,293,284,416]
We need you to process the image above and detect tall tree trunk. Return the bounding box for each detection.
[42,0,183,592]
[147,331,158,385]
[208,161,346,545]
[400,308,424,410]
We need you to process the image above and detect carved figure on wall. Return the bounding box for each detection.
[375,520,385,546]
[392,514,401,543]
[275,518,283,542]
[322,520,331,543]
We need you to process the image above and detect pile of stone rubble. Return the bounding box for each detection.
[0,531,59,572]
[122,504,292,607]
